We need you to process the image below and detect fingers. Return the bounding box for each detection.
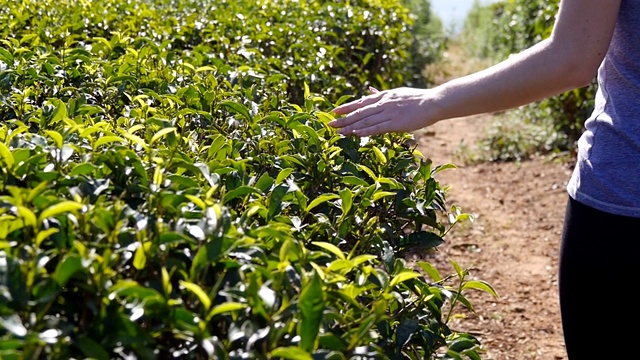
[329,87,385,134]
[337,112,389,135]
[331,90,382,115]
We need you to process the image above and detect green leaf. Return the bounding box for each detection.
[150,127,177,145]
[221,101,253,123]
[39,201,84,222]
[402,231,444,250]
[339,189,353,216]
[417,261,442,282]
[334,95,354,107]
[349,314,376,348]
[70,163,98,177]
[298,272,324,352]
[190,240,224,280]
[450,258,464,278]
[15,206,36,228]
[389,271,421,287]
[395,318,419,351]
[356,164,377,181]
[94,136,125,148]
[275,168,294,184]
[306,193,339,213]
[267,184,289,221]
[271,347,313,360]
[76,335,109,360]
[462,280,499,298]
[35,228,59,248]
[54,254,83,286]
[185,194,207,210]
[50,99,68,123]
[206,302,248,320]
[0,142,14,169]
[341,176,369,187]
[311,241,345,260]
[303,82,310,99]
[179,281,211,310]
[161,268,172,296]
[109,281,163,303]
[0,47,13,63]
[133,243,147,270]
[433,163,457,174]
[372,190,395,202]
[371,146,386,164]
[223,185,262,204]
[44,130,64,148]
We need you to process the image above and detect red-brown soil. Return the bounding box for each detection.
[413,114,571,359]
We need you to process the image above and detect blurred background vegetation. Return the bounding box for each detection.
[452,0,594,162]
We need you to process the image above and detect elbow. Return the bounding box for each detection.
[552,41,602,89]
[566,62,599,88]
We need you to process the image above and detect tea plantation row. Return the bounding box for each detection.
[0,0,494,359]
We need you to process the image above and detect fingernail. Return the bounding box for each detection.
[369,86,379,93]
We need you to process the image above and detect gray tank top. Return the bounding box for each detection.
[567,0,640,217]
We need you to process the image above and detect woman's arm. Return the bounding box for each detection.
[329,0,622,137]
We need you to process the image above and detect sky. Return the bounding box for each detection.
[430,0,501,34]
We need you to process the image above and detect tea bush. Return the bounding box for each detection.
[0,0,495,359]
[462,0,595,151]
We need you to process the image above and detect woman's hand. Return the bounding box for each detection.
[329,87,438,137]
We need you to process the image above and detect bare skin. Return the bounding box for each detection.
[329,0,622,137]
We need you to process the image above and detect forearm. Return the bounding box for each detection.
[430,37,593,122]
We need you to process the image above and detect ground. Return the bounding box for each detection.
[409,47,572,359]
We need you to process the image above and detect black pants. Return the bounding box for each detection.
[559,196,640,359]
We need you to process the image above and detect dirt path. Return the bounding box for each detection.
[412,115,571,359]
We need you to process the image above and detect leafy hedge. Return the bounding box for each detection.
[0,0,495,359]
[462,0,595,149]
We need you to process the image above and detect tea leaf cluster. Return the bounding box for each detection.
[0,0,493,359]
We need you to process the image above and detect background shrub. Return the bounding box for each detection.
[460,0,596,154]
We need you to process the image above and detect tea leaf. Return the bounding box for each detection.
[462,280,499,298]
[222,101,253,123]
[207,302,248,320]
[133,243,148,270]
[94,136,125,148]
[372,191,395,202]
[417,261,442,282]
[76,335,109,360]
[311,241,345,260]
[223,185,262,204]
[15,206,36,228]
[298,272,324,352]
[44,130,64,149]
[54,254,83,286]
[0,142,14,169]
[35,228,59,248]
[339,188,353,216]
[151,127,177,145]
[371,146,386,164]
[70,163,98,177]
[39,201,84,222]
[161,268,172,296]
[50,99,68,123]
[271,347,312,360]
[389,271,421,287]
[306,193,339,213]
[179,281,211,310]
